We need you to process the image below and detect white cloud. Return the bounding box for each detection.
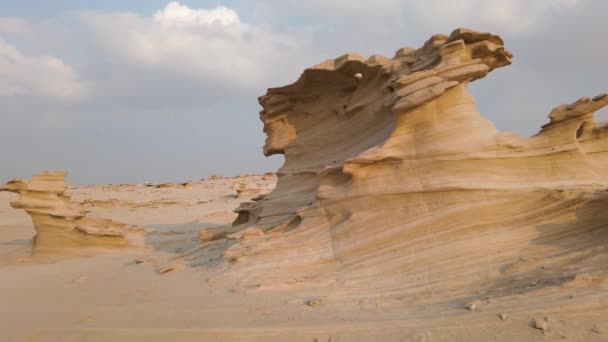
[0,2,305,110]
[78,2,301,94]
[154,2,240,27]
[0,36,87,99]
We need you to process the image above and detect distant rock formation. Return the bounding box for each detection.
[1,171,137,254]
[226,28,608,292]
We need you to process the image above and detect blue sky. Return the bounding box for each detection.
[1,1,606,184]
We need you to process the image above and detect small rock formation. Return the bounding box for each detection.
[532,317,549,332]
[306,298,326,308]
[465,300,481,312]
[0,171,137,254]
[222,28,608,298]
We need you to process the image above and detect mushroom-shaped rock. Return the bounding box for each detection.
[1,171,139,255]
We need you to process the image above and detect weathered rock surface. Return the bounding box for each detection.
[0,171,138,254]
[1,27,606,342]
[225,28,608,300]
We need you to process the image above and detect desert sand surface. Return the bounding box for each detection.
[2,175,605,341]
[1,28,608,341]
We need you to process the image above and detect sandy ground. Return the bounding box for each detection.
[1,175,607,341]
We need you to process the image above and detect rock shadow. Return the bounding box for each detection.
[142,220,236,270]
[485,190,608,298]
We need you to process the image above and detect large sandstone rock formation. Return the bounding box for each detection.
[225,29,608,296]
[1,171,137,254]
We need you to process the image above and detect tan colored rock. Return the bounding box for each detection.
[158,264,185,274]
[198,225,247,243]
[227,228,265,241]
[533,317,549,331]
[198,227,228,242]
[306,298,326,308]
[465,300,481,312]
[222,27,608,299]
[0,171,137,254]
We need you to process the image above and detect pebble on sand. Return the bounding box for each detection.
[307,298,326,308]
[533,317,549,331]
[465,300,481,311]
[158,264,185,274]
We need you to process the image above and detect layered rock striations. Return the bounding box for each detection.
[1,171,137,254]
[225,29,608,297]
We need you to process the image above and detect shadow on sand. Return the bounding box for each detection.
[142,220,237,270]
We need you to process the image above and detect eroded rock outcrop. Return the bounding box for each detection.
[224,28,608,296]
[1,171,138,254]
